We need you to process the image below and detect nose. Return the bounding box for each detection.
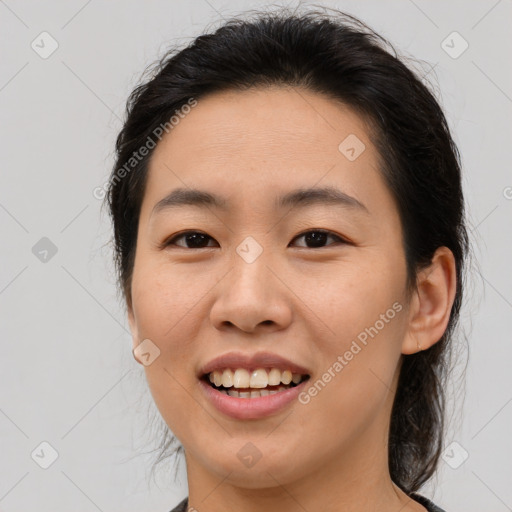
[210,254,292,334]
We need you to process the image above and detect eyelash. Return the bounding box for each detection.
[162,229,350,250]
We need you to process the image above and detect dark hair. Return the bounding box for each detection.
[105,5,469,495]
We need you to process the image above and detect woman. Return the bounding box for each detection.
[105,7,468,512]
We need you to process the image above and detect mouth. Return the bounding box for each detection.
[200,368,311,399]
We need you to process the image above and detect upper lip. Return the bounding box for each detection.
[199,351,311,377]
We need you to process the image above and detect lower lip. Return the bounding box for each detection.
[199,378,309,420]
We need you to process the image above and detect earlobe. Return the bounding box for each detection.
[402,247,457,355]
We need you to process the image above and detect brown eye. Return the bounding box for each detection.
[165,231,218,249]
[163,229,349,250]
[290,229,348,249]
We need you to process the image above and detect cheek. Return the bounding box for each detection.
[130,259,209,346]
[296,254,406,343]
[130,264,204,404]
[296,257,407,420]
[297,315,405,451]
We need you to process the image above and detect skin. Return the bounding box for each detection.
[127,86,457,512]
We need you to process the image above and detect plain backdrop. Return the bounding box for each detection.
[1,1,511,511]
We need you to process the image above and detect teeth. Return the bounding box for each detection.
[213,371,222,387]
[223,386,289,398]
[221,369,234,388]
[250,368,268,388]
[268,368,281,386]
[292,373,302,384]
[281,370,292,385]
[208,368,306,389]
[233,368,250,388]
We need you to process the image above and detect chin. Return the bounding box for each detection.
[199,444,309,488]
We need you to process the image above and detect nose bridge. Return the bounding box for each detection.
[228,237,273,306]
[232,242,269,294]
[210,236,291,332]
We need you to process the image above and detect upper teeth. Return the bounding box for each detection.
[208,368,304,388]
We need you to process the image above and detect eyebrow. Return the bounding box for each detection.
[150,185,369,217]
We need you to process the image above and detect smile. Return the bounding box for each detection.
[199,368,311,419]
[205,367,308,398]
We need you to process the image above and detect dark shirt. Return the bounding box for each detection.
[169,493,446,511]
[410,492,447,512]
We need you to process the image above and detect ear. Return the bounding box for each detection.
[127,301,143,365]
[402,247,457,354]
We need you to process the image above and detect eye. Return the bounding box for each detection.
[290,229,349,249]
[164,231,218,249]
[162,229,349,250]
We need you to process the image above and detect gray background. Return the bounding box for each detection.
[1,0,511,510]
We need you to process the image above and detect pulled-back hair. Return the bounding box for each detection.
[105,6,469,495]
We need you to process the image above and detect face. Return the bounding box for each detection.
[128,87,412,489]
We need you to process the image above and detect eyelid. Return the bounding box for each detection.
[162,228,351,249]
[290,229,351,247]
[161,230,217,249]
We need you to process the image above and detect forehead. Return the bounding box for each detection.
[142,86,389,217]
[151,86,373,161]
